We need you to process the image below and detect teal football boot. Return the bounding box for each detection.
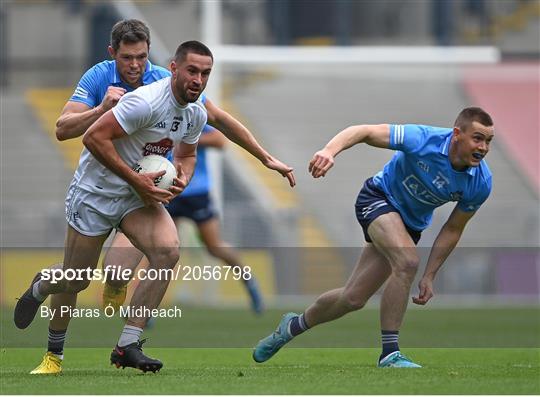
[253,312,297,363]
[378,351,422,368]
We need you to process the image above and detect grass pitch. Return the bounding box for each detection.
[1,348,539,394]
[1,307,539,394]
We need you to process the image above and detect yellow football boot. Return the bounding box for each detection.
[102,284,127,311]
[30,352,62,374]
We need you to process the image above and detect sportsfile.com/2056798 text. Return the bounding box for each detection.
[39,265,252,284]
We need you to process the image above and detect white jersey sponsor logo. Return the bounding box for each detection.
[142,138,173,157]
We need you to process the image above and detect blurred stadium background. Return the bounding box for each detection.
[0,0,538,316]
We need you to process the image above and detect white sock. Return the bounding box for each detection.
[32,280,47,302]
[117,325,143,347]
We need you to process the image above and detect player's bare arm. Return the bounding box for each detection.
[55,87,127,141]
[204,97,295,187]
[171,141,198,197]
[83,110,173,206]
[309,124,391,178]
[412,206,476,305]
[198,129,227,148]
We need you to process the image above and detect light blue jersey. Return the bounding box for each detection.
[167,124,213,197]
[69,60,170,107]
[372,124,492,231]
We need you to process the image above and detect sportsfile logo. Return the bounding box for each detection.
[38,264,252,284]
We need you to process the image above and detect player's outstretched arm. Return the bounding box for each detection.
[309,124,390,178]
[412,206,476,305]
[55,87,126,141]
[83,110,173,207]
[204,98,295,187]
[199,128,227,149]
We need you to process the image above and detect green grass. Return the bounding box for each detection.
[2,307,539,348]
[1,348,539,394]
[1,307,539,394]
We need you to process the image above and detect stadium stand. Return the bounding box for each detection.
[2,0,538,304]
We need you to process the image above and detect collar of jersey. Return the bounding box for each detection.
[111,60,155,88]
[440,133,476,176]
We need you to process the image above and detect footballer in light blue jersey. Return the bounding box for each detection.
[253,107,494,369]
[165,124,216,223]
[69,59,170,108]
[165,124,265,314]
[167,124,213,198]
[372,124,492,231]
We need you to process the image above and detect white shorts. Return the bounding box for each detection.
[65,181,145,237]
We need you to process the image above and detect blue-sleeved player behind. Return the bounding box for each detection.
[164,124,263,313]
[253,107,494,368]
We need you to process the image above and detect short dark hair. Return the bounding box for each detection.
[174,41,213,62]
[454,107,493,131]
[110,19,150,51]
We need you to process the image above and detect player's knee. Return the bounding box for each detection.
[341,290,366,311]
[206,245,226,259]
[393,255,420,278]
[65,279,90,294]
[147,247,179,269]
[165,248,180,268]
[206,245,218,257]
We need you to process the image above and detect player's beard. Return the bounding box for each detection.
[182,88,201,103]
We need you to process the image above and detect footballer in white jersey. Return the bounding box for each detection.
[74,77,206,198]
[15,40,293,375]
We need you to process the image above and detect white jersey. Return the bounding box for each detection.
[73,77,206,197]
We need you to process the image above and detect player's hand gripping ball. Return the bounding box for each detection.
[133,154,177,190]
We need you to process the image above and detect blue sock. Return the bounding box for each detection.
[244,277,263,313]
[380,330,399,361]
[244,277,259,294]
[288,313,310,337]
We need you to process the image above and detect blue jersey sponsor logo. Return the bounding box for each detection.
[402,175,446,206]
